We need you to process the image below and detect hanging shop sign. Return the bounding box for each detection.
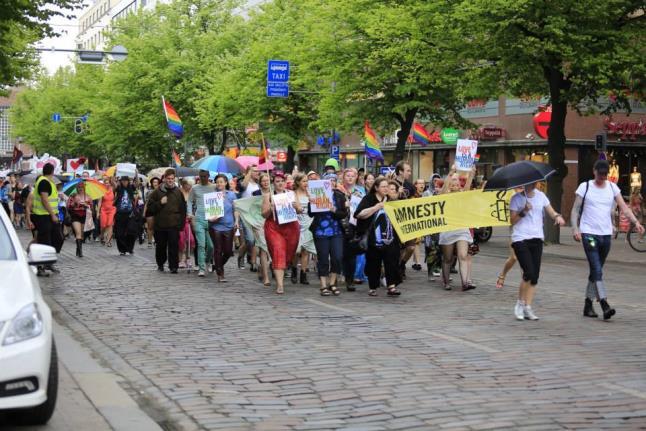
[604,117,646,140]
[441,128,459,145]
[459,99,499,118]
[533,106,551,139]
[276,151,288,162]
[477,126,506,140]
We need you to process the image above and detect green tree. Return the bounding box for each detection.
[456,0,645,242]
[0,0,84,88]
[10,65,104,158]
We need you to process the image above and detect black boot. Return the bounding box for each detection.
[76,239,83,257]
[300,270,309,285]
[290,266,298,284]
[583,298,598,318]
[599,299,616,320]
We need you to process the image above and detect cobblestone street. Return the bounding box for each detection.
[24,231,646,430]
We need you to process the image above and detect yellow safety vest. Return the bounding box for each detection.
[32,176,59,216]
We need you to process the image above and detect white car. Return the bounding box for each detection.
[0,208,58,425]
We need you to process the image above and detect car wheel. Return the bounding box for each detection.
[9,340,58,425]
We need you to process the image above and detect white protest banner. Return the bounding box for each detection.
[273,191,298,224]
[455,139,478,171]
[66,158,86,174]
[204,191,225,220]
[349,194,362,226]
[116,162,137,178]
[307,180,333,213]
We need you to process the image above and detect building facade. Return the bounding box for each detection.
[297,96,646,220]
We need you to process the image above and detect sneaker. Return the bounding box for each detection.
[45,264,60,274]
[157,266,164,272]
[523,305,539,320]
[514,301,525,321]
[432,270,441,277]
[238,256,245,269]
[198,269,205,277]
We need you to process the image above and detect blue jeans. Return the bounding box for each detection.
[193,217,213,272]
[581,234,611,282]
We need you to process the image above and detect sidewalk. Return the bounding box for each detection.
[483,226,644,264]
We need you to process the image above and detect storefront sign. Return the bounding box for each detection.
[459,99,499,118]
[441,128,459,145]
[533,109,551,139]
[604,117,646,140]
[478,126,505,140]
[506,96,550,115]
[276,151,287,162]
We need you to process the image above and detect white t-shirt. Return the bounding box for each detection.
[241,181,259,198]
[510,190,550,242]
[576,180,620,235]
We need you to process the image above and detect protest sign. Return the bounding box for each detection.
[116,162,137,178]
[307,180,333,213]
[384,190,511,242]
[204,192,225,220]
[349,194,363,226]
[455,139,478,171]
[66,158,86,174]
[273,191,298,224]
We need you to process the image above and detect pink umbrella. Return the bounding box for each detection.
[236,155,275,171]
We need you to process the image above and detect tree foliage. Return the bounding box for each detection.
[0,0,84,88]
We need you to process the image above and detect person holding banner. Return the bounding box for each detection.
[187,170,215,277]
[292,173,315,285]
[438,166,476,291]
[308,172,348,296]
[510,182,565,320]
[339,168,365,291]
[253,173,272,285]
[355,177,401,297]
[208,174,239,283]
[261,173,301,294]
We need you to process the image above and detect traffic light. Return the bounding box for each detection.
[74,119,83,134]
[595,132,607,151]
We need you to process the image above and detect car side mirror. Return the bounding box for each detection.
[27,244,58,266]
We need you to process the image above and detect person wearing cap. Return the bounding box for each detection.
[571,159,645,320]
[308,172,348,296]
[147,168,187,273]
[113,175,138,256]
[324,158,340,174]
[307,171,320,181]
[261,172,301,294]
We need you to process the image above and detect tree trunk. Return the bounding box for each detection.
[544,67,570,244]
[394,108,417,161]
[285,145,296,174]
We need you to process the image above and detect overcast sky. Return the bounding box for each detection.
[38,4,88,74]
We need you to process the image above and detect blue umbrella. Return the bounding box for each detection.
[191,155,243,175]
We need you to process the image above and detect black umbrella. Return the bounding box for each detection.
[175,167,201,177]
[484,161,555,190]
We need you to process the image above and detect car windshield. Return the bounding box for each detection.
[0,216,17,260]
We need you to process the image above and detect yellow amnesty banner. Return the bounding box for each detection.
[384,190,512,242]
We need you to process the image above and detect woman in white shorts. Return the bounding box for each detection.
[438,165,476,291]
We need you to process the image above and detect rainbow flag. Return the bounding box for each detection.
[412,122,432,146]
[162,97,184,139]
[258,135,270,165]
[364,120,384,161]
[172,149,182,167]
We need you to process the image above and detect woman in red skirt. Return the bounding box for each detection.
[262,173,301,294]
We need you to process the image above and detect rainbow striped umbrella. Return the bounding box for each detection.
[62,178,110,200]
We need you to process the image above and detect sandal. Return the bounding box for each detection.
[496,274,505,289]
[107,241,112,247]
[275,287,284,295]
[263,281,271,287]
[462,283,476,292]
[320,287,331,296]
[329,286,341,296]
[387,286,401,296]
[443,283,452,291]
[368,289,378,297]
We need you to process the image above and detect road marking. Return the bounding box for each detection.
[598,382,646,400]
[305,298,357,314]
[419,330,500,353]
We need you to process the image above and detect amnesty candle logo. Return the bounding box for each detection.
[384,190,511,242]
